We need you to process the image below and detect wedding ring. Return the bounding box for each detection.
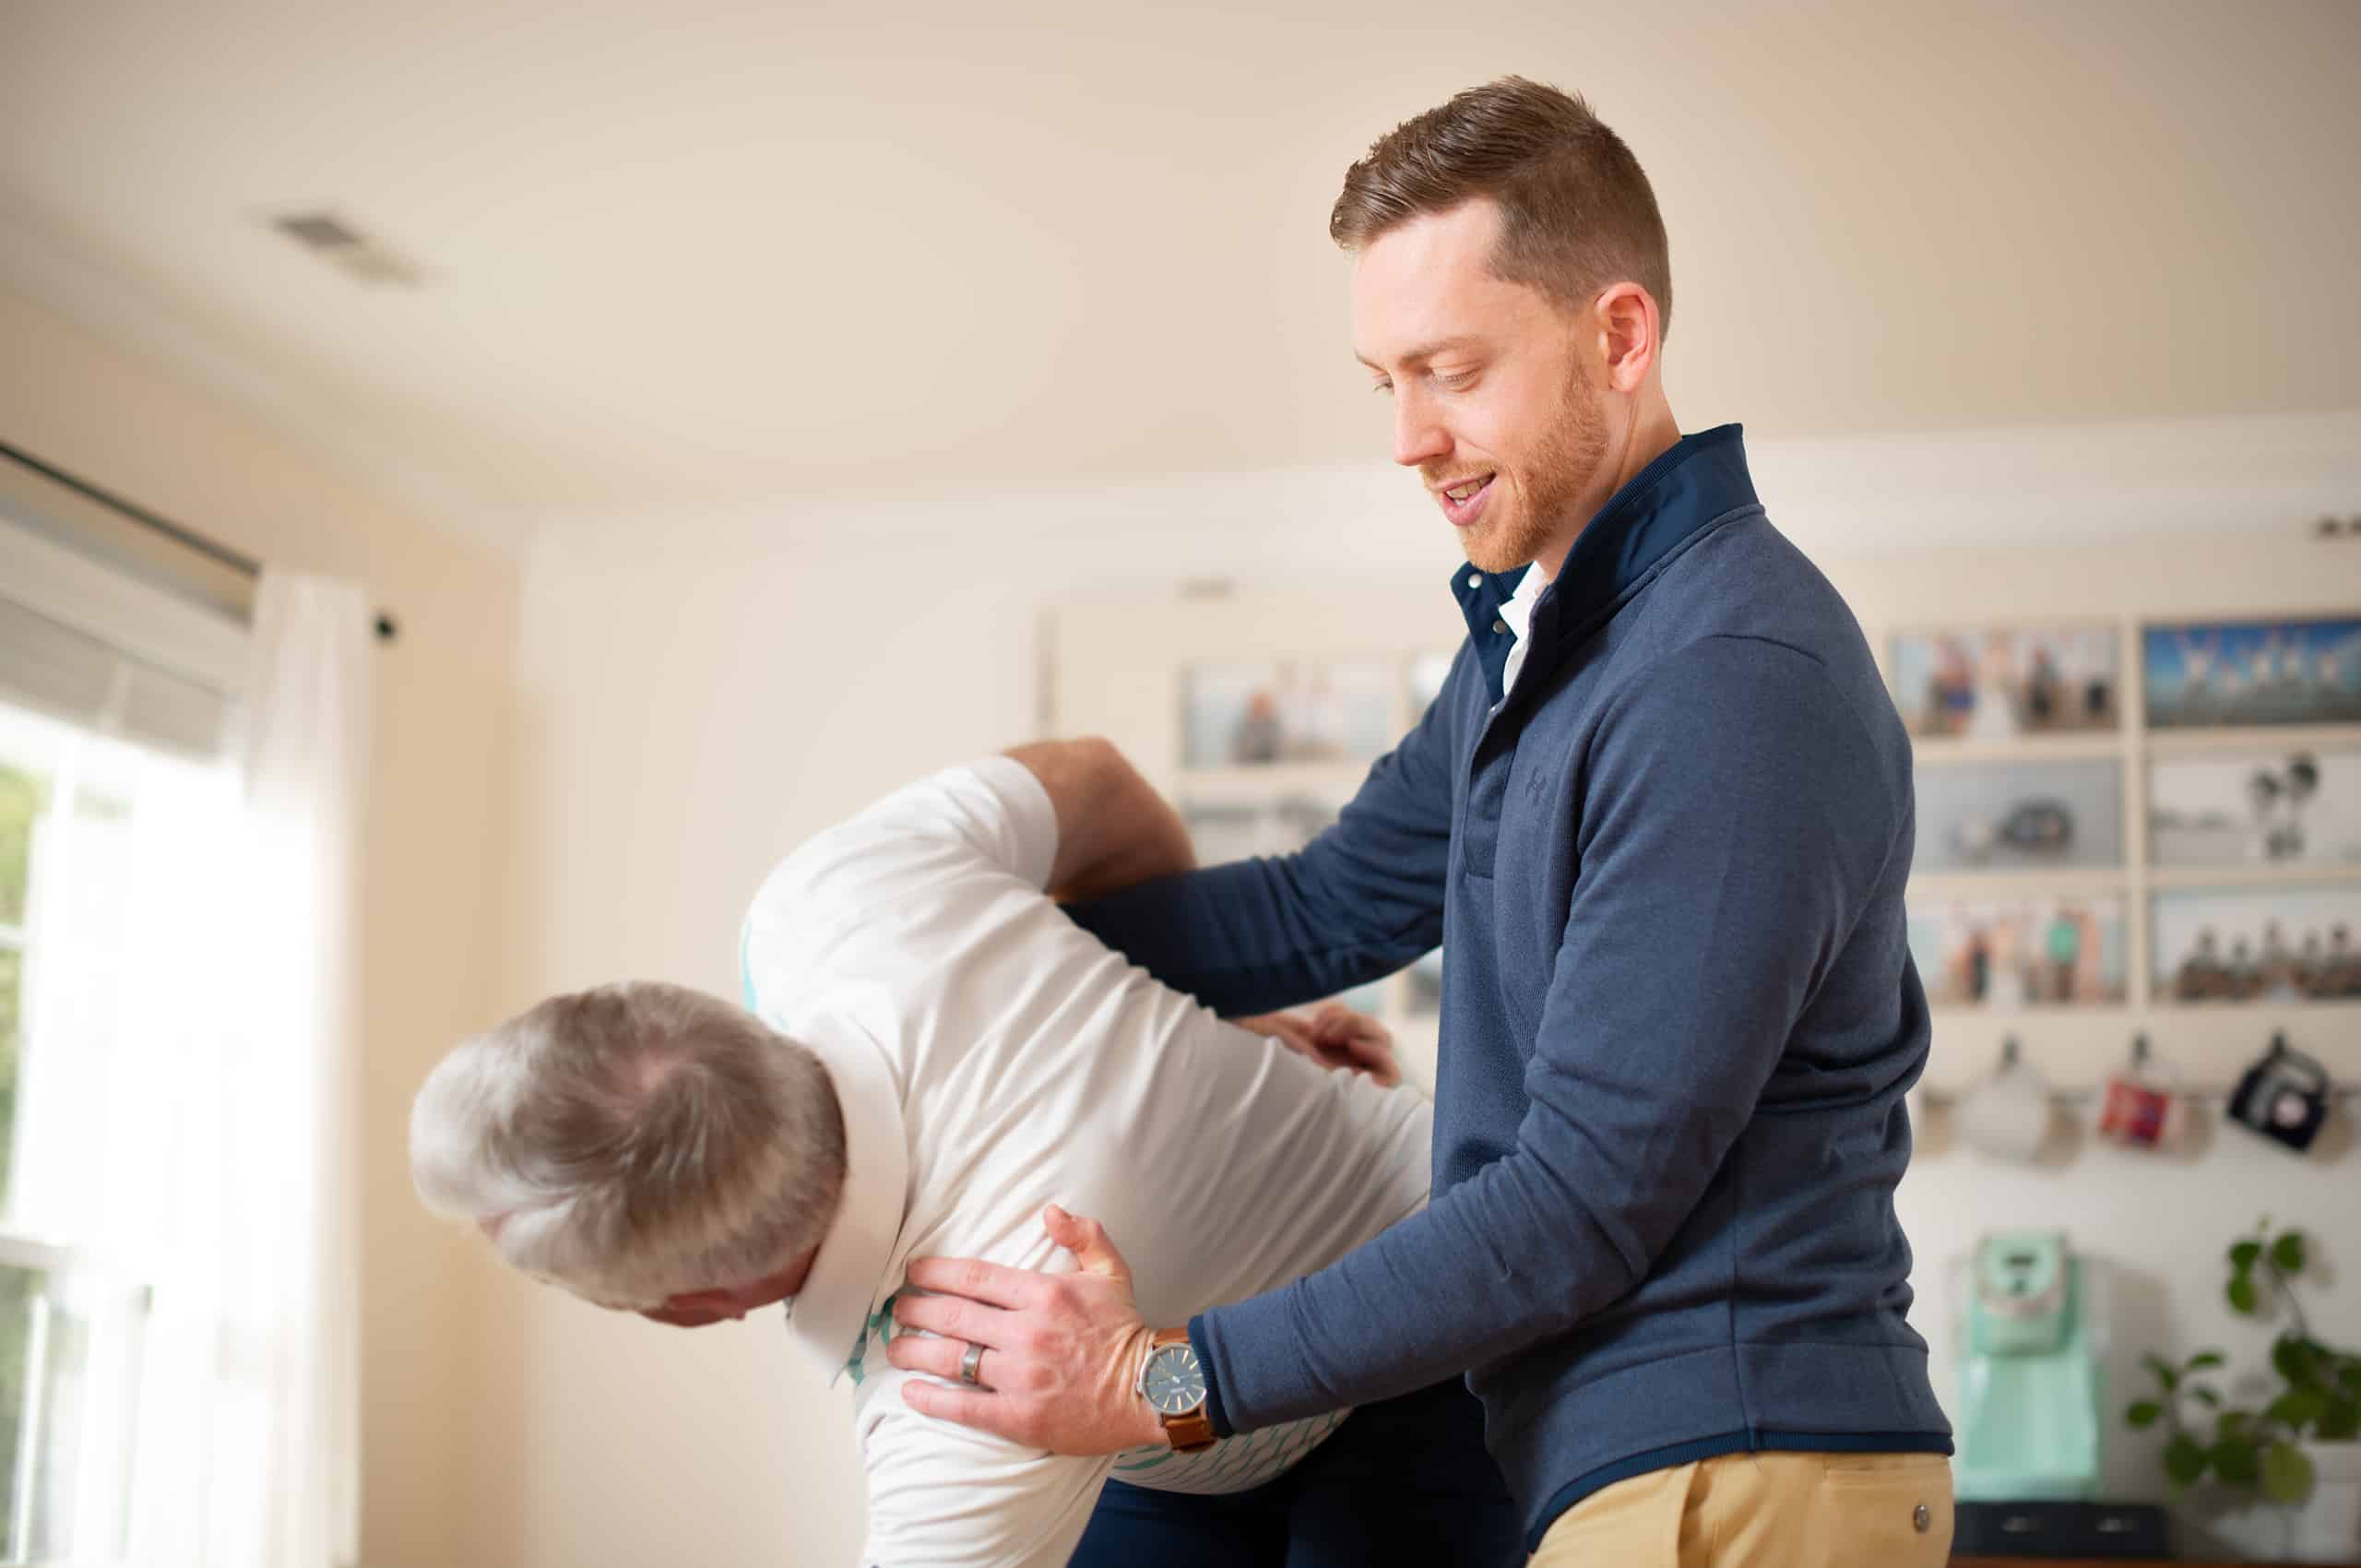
[959,1340,986,1387]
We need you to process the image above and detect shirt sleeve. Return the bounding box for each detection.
[859,1397,1109,1568]
[743,759,1060,1005]
[1189,636,1907,1427]
[1063,653,1464,1015]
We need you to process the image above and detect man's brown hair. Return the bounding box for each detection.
[1331,77,1672,339]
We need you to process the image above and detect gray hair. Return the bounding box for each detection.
[409,980,847,1310]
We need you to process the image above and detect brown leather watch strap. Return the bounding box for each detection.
[1148,1328,1217,1454]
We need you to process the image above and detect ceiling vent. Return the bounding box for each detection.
[267,209,426,287]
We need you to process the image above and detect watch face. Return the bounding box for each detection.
[1143,1345,1207,1415]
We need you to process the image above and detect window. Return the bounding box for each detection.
[0,698,239,1563]
[0,513,250,1567]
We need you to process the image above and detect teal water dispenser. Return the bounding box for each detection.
[1953,1230,2106,1503]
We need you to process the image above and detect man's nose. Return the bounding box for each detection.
[1391,391,1451,469]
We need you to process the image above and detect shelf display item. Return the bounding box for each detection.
[2142,615,2361,729]
[1890,625,2118,740]
[2149,748,2361,868]
[1914,758,2122,873]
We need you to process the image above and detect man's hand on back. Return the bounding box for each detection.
[1232,1002,1402,1087]
[886,1206,1169,1455]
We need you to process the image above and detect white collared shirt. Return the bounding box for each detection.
[1499,560,1551,699]
[741,759,1432,1567]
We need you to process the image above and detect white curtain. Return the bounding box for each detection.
[16,570,371,1566]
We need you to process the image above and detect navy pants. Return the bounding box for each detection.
[1068,1376,1521,1568]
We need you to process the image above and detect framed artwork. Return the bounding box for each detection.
[1182,661,1395,768]
[1913,758,2124,873]
[2142,617,2361,729]
[1908,897,2129,1008]
[1891,626,2119,740]
[2149,749,2361,867]
[2153,885,2361,1002]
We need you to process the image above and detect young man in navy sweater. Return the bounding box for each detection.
[885,77,1955,1566]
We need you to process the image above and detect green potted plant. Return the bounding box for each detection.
[2126,1219,2361,1561]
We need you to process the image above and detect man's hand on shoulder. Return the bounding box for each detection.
[1232,1002,1402,1087]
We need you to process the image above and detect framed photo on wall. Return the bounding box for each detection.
[1181,661,1394,768]
[1890,625,2119,741]
[2142,616,2361,729]
[1913,758,2124,873]
[2153,885,2361,1002]
[2149,748,2361,867]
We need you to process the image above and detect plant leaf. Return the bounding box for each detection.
[2213,1436,2263,1486]
[2189,1385,2222,1408]
[2274,1336,2321,1388]
[2270,1230,2307,1275]
[2230,1239,2263,1272]
[2341,1362,2361,1398]
[2145,1353,2182,1393]
[2185,1350,2226,1373]
[2165,1431,2209,1487]
[2217,1410,2253,1442]
[2228,1275,2259,1315]
[2267,1388,2328,1430]
[2261,1441,2316,1505]
[2126,1399,2163,1428]
[2319,1396,2361,1443]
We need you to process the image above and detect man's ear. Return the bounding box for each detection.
[1594,281,1659,393]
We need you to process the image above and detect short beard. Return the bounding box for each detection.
[1463,366,1611,576]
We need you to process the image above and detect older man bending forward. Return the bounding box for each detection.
[411,740,1517,1567]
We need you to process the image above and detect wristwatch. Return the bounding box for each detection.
[1137,1327,1216,1453]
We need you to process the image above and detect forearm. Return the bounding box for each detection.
[1064,696,1461,1011]
[1002,737,1196,902]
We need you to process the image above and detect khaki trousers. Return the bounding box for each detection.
[1527,1452,1954,1567]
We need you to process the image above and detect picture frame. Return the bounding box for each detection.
[2142,616,2361,729]
[1890,625,2119,741]
[2148,748,2361,868]
[1913,758,2124,873]
[1181,660,1395,769]
[1908,896,2129,1008]
[2152,885,2361,1003]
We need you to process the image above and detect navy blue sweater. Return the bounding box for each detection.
[1072,426,1952,1546]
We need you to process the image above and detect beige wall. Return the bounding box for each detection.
[0,284,519,1568]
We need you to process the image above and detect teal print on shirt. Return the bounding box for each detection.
[844,1290,900,1386]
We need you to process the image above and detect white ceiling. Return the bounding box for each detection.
[2,0,2356,550]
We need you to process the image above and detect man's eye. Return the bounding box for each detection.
[1434,369,1478,390]
[1370,380,1393,396]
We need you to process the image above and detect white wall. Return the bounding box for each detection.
[0,283,521,1568]
[484,409,2361,1565]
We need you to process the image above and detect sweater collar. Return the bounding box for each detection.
[1450,423,1760,706]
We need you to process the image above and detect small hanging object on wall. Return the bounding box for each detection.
[2225,1032,2331,1154]
[1957,1036,2057,1165]
[2096,1034,2185,1153]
